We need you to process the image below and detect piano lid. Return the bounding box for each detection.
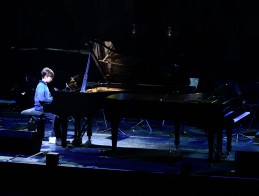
[89,40,191,87]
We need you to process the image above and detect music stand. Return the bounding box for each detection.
[92,109,127,137]
[231,124,253,142]
[131,118,152,133]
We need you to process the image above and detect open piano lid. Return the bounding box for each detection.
[79,40,191,92]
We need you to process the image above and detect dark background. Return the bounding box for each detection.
[1,0,259,104]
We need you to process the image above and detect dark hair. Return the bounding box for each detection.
[41,67,54,78]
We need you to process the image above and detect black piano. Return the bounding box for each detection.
[45,83,195,146]
[44,41,250,164]
[44,40,195,146]
[45,86,128,146]
[104,87,251,164]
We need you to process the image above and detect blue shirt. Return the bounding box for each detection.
[34,80,53,111]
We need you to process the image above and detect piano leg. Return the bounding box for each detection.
[216,129,222,161]
[86,115,93,141]
[225,127,232,155]
[73,116,82,146]
[207,130,215,165]
[110,118,121,152]
[174,121,181,147]
[79,115,94,145]
[207,128,223,164]
[60,115,68,148]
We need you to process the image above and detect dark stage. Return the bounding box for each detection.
[2,1,259,195]
[0,110,259,195]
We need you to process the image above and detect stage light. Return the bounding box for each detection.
[167,26,172,37]
[132,24,136,35]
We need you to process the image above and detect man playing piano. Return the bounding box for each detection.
[21,67,63,146]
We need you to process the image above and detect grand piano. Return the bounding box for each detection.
[105,91,250,164]
[44,40,250,164]
[44,40,195,145]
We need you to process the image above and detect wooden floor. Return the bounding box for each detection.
[1,110,259,194]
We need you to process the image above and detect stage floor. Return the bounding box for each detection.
[1,111,259,194]
[0,111,259,177]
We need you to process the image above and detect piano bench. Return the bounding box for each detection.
[21,108,45,140]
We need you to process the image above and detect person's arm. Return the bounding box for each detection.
[37,84,53,104]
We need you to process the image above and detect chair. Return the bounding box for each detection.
[21,108,46,140]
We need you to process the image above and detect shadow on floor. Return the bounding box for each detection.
[1,111,259,194]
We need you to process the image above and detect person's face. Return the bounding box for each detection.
[44,75,53,83]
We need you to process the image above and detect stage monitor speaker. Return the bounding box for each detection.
[235,150,259,177]
[0,129,42,155]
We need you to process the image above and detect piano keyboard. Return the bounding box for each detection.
[225,110,250,123]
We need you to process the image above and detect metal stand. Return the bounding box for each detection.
[93,110,127,137]
[232,133,253,142]
[230,125,253,142]
[94,109,108,131]
[161,120,195,138]
[131,119,152,133]
[100,127,127,137]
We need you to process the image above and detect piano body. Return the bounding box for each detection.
[44,41,250,164]
[45,83,193,146]
[105,88,250,164]
[45,86,127,145]
[44,40,195,146]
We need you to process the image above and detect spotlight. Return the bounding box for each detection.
[167,26,172,37]
[132,24,136,35]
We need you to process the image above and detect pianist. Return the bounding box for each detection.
[21,67,63,146]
